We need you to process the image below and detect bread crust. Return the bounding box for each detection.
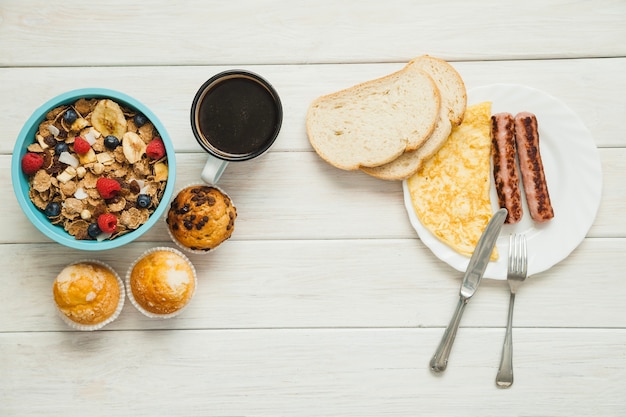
[405,55,467,126]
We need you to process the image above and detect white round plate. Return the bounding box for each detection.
[402,83,602,280]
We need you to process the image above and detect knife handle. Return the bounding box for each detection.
[430,297,467,373]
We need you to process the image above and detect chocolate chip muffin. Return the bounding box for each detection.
[166,185,236,252]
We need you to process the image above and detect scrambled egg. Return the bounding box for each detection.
[407,101,497,259]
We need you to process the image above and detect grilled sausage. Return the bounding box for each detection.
[514,112,554,223]
[491,113,523,224]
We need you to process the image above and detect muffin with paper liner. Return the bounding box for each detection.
[52,260,125,331]
[126,247,197,318]
[165,184,236,254]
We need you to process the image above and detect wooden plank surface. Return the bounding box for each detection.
[1,0,625,416]
[1,0,625,66]
[1,329,625,416]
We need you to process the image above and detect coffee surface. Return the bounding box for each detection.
[197,77,279,157]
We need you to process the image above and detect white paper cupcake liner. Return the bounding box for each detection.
[163,182,236,255]
[53,259,125,331]
[125,246,197,319]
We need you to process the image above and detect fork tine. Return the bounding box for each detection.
[514,234,521,273]
[508,234,515,272]
[519,234,528,276]
[508,234,528,276]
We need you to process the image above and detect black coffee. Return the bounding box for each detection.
[196,77,280,157]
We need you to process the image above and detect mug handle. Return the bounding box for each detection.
[201,155,229,185]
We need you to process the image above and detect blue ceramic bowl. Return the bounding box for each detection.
[11,88,176,251]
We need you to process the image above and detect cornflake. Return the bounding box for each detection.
[24,98,169,241]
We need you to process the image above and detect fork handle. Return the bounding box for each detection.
[496,292,516,388]
[430,298,467,373]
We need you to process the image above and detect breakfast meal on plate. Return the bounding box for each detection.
[307,55,558,261]
[166,185,237,252]
[20,97,169,241]
[407,101,498,260]
[127,248,196,317]
[306,56,444,173]
[513,112,554,223]
[53,261,124,330]
[491,112,523,224]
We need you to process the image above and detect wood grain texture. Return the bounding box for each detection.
[1,329,625,417]
[2,1,625,416]
[1,0,625,66]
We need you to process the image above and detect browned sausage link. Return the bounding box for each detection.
[514,112,554,223]
[491,113,523,224]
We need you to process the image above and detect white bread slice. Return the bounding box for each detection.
[361,56,467,180]
[361,110,452,180]
[405,55,466,126]
[306,67,441,171]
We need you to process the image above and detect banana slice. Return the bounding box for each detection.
[153,161,168,181]
[70,117,90,132]
[122,132,147,164]
[91,99,127,138]
[78,148,97,165]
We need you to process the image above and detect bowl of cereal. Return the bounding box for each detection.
[11,88,176,251]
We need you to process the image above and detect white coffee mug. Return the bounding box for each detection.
[190,70,283,184]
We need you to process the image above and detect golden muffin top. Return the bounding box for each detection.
[129,249,196,315]
[53,262,121,326]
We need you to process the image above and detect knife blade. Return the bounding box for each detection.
[430,207,508,373]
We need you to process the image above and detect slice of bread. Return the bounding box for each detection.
[361,56,467,180]
[361,110,452,180]
[405,55,466,126]
[306,67,441,171]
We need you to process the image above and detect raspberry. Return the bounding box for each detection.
[96,177,121,199]
[73,137,91,154]
[21,152,44,175]
[97,213,117,233]
[146,138,166,160]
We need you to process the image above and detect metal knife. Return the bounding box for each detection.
[430,207,508,373]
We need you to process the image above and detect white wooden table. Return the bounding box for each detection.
[1,1,625,415]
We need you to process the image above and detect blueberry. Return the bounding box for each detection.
[87,223,102,238]
[136,194,151,208]
[63,108,78,125]
[104,135,120,149]
[44,202,61,217]
[54,142,69,155]
[133,113,148,127]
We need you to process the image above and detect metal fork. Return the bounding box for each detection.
[496,233,528,388]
